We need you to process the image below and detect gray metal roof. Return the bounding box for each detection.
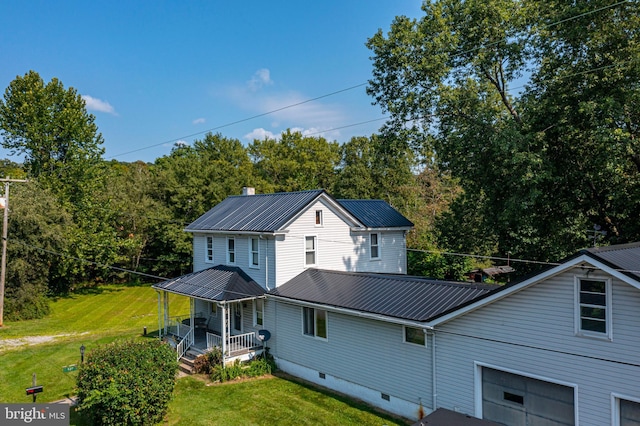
[269,269,496,322]
[583,242,640,281]
[337,199,414,228]
[152,265,265,301]
[186,190,326,232]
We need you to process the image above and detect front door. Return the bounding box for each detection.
[232,303,242,334]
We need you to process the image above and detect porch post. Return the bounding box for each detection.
[163,291,169,336]
[221,302,227,363]
[157,291,162,339]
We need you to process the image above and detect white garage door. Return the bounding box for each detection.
[482,367,574,426]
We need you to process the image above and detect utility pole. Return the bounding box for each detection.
[0,178,28,327]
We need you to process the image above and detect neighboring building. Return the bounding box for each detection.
[153,188,640,425]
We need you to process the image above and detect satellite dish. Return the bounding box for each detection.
[257,329,271,342]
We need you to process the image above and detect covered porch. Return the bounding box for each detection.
[152,265,267,364]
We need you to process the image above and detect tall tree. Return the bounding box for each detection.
[0,70,104,190]
[367,0,640,266]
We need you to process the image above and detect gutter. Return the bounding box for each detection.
[184,229,289,236]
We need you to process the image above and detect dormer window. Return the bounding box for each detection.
[315,210,323,226]
[227,237,235,264]
[575,277,611,339]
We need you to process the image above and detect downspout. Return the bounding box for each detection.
[432,329,437,411]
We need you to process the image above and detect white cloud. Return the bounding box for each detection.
[192,117,206,125]
[175,140,188,146]
[82,95,117,115]
[244,128,277,141]
[247,68,273,91]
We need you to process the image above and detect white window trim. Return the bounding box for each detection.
[574,275,612,340]
[205,236,214,263]
[249,237,260,269]
[612,392,640,426]
[315,209,323,227]
[304,235,318,267]
[254,299,264,327]
[370,232,381,260]
[302,306,328,340]
[227,236,236,265]
[403,325,426,347]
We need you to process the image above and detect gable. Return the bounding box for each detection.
[431,252,640,326]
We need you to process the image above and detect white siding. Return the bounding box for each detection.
[435,267,640,426]
[268,299,433,418]
[273,199,408,287]
[191,233,276,290]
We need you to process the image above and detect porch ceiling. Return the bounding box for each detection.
[153,265,265,301]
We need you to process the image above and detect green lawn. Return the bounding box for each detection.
[0,284,410,425]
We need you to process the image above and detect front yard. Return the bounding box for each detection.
[0,284,408,425]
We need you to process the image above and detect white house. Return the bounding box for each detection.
[153,188,640,425]
[152,188,414,363]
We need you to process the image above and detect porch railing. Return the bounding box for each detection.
[167,312,204,337]
[228,332,258,354]
[176,328,194,361]
[206,332,222,350]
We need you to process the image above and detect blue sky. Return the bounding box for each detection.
[0,1,424,163]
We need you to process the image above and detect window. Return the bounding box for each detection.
[404,326,425,346]
[254,299,264,326]
[205,236,214,263]
[303,307,327,339]
[210,303,217,317]
[305,236,316,266]
[370,233,380,259]
[249,237,260,268]
[576,277,611,337]
[315,210,323,226]
[227,237,235,264]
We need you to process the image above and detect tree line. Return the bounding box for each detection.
[0,72,465,320]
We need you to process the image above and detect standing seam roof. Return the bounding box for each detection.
[269,269,496,322]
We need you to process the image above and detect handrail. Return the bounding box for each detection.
[176,328,194,361]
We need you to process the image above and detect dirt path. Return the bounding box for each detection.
[0,332,89,350]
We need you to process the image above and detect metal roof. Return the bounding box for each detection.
[337,199,414,228]
[583,242,640,281]
[186,189,413,233]
[186,190,326,232]
[152,265,265,301]
[269,269,497,322]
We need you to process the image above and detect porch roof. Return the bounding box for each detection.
[269,269,496,322]
[153,265,265,302]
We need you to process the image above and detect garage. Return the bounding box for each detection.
[481,367,575,425]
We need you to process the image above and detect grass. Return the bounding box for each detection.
[0,284,409,425]
[0,284,189,402]
[164,374,408,425]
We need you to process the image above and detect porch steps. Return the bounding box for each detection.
[178,348,206,375]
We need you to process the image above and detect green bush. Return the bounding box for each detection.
[210,349,276,382]
[76,339,178,425]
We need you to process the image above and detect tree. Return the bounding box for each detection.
[0,71,104,189]
[76,339,177,426]
[367,0,640,266]
[249,130,340,193]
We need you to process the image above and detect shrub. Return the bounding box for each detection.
[193,347,223,375]
[76,339,178,425]
[210,349,277,382]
